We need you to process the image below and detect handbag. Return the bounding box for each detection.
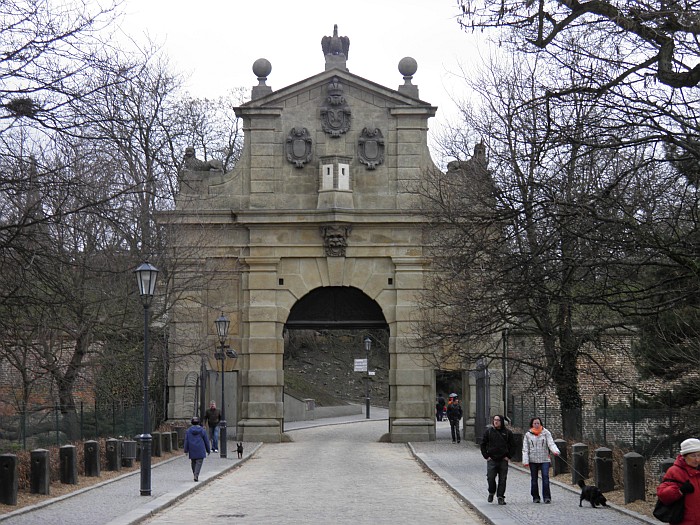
[653,495,685,523]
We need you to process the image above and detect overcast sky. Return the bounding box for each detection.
[119,0,485,140]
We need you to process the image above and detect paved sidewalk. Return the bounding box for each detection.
[0,410,657,524]
[413,419,656,525]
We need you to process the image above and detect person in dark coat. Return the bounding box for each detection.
[657,437,700,525]
[436,393,446,421]
[184,416,210,482]
[446,393,463,443]
[480,414,516,505]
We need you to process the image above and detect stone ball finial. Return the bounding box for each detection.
[398,57,418,79]
[253,58,272,85]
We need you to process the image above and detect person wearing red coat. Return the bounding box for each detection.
[657,438,700,525]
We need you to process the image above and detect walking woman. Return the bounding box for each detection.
[184,416,210,482]
[522,416,559,503]
[657,438,700,525]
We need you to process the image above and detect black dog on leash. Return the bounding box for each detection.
[578,479,609,508]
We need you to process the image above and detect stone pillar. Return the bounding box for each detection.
[571,443,589,485]
[84,440,100,477]
[0,454,18,505]
[659,458,674,482]
[552,439,568,475]
[624,452,646,503]
[30,449,50,495]
[59,445,78,484]
[171,431,179,450]
[389,258,434,443]
[594,447,614,492]
[237,257,284,443]
[106,438,121,471]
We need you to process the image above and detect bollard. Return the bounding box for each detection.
[84,440,100,477]
[623,452,646,503]
[659,458,674,482]
[106,438,121,471]
[122,440,137,467]
[30,449,50,495]
[553,439,568,475]
[152,432,162,457]
[594,447,614,492]
[162,431,172,453]
[0,454,18,505]
[175,426,186,448]
[59,445,78,485]
[171,431,179,451]
[571,443,589,485]
[511,433,523,463]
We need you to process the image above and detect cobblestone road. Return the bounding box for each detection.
[142,420,486,525]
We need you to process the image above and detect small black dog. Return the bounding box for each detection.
[236,442,243,459]
[578,479,609,508]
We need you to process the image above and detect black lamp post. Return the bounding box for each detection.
[134,262,158,496]
[214,313,236,458]
[364,336,372,419]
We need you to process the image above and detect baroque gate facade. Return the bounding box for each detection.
[162,28,442,443]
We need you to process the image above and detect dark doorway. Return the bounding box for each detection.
[282,286,389,431]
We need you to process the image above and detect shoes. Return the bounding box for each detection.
[194,477,198,482]
[457,439,460,443]
[498,497,506,505]
[487,493,494,503]
[452,440,456,443]
[544,499,551,504]
[213,449,218,452]
[533,497,540,503]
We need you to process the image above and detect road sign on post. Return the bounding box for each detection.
[354,359,367,372]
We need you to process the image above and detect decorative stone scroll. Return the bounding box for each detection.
[286,127,313,168]
[357,127,385,170]
[321,77,351,138]
[320,223,352,257]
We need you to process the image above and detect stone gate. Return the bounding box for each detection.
[161,27,443,442]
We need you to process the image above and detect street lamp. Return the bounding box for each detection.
[134,262,158,496]
[364,336,372,419]
[214,312,237,458]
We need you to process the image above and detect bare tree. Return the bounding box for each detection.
[420,53,685,438]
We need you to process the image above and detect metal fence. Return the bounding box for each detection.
[0,401,158,452]
[509,392,699,460]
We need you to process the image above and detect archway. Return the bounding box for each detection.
[283,286,389,433]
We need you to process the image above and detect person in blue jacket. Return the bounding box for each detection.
[184,416,210,481]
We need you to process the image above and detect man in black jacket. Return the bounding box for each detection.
[480,414,516,505]
[446,393,463,443]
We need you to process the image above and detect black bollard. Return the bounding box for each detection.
[106,438,121,471]
[59,445,78,485]
[511,433,523,462]
[162,432,172,453]
[553,439,568,475]
[0,454,18,505]
[152,432,162,457]
[623,452,646,503]
[571,443,589,485]
[30,449,50,495]
[171,431,179,451]
[176,427,186,448]
[84,440,100,477]
[659,458,675,482]
[122,440,137,467]
[594,447,614,492]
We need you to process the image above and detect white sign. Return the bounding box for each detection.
[354,358,367,372]
[368,371,376,376]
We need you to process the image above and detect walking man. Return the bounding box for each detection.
[446,393,463,443]
[480,414,516,505]
[204,400,221,452]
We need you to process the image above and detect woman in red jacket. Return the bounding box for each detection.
[657,438,700,525]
